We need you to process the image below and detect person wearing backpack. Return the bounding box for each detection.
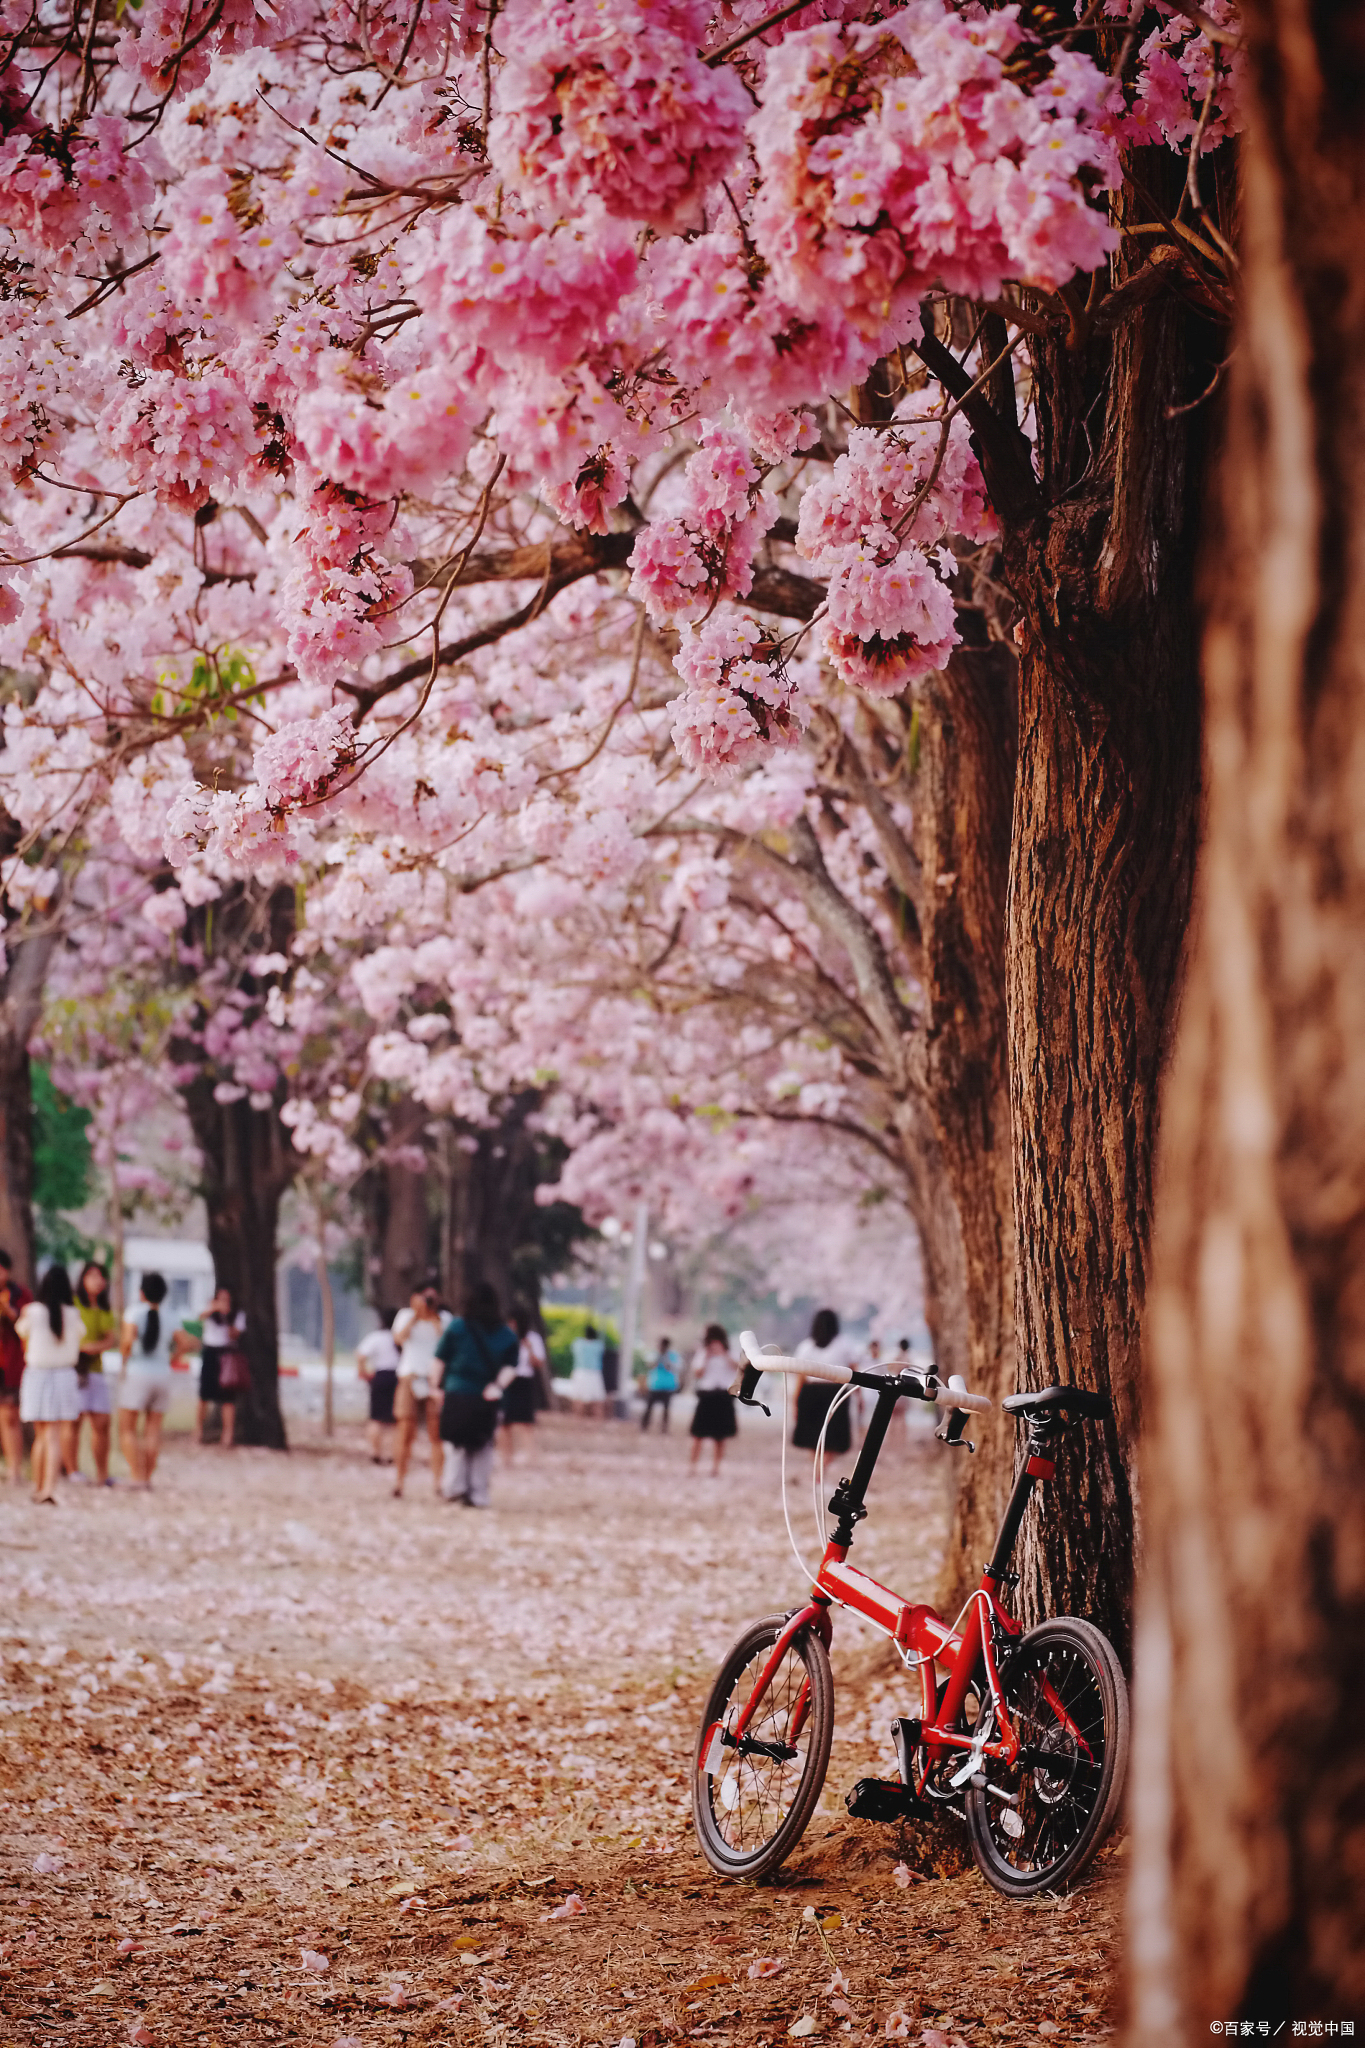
[640,1336,681,1433]
[434,1283,519,1508]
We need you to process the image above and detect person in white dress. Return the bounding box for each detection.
[567,1323,606,1419]
[17,1265,82,1504]
[391,1286,444,1498]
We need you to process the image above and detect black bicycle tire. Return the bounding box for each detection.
[691,1611,835,1882]
[965,1615,1129,1899]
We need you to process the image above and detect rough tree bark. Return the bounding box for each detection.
[922,157,1229,1657]
[179,1075,293,1449]
[369,1094,434,1313]
[1131,7,1365,2031]
[173,884,298,1449]
[911,637,1019,1613]
[439,1092,585,1317]
[0,926,56,1286]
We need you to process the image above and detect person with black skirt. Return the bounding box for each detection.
[502,1310,546,1463]
[688,1322,738,1475]
[792,1307,862,1464]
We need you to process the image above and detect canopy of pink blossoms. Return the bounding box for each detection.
[0,0,1242,1258]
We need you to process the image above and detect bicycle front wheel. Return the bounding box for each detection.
[966,1615,1129,1898]
[692,1612,834,1881]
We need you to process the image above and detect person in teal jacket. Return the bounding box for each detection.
[434,1283,518,1508]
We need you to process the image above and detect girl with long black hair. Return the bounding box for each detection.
[118,1272,172,1489]
[17,1265,81,1503]
[16,1261,80,1507]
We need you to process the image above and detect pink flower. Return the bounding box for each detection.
[631,431,777,626]
[489,0,750,233]
[253,712,357,812]
[671,612,809,777]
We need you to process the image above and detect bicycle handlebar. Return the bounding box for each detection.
[736,1331,992,1414]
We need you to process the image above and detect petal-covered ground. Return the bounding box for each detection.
[0,1411,1122,2045]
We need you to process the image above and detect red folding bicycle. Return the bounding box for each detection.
[691,1334,1130,1897]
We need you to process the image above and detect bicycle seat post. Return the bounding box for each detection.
[826,1376,901,1548]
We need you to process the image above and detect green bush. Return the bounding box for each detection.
[542,1305,619,1379]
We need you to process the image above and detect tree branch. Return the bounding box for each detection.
[911,325,1041,529]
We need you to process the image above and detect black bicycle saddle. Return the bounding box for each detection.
[1001,1385,1110,1419]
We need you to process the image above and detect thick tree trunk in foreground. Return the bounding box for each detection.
[0,929,55,1286]
[1131,12,1365,2031]
[940,158,1225,1659]
[911,639,1019,1614]
[180,1077,291,1449]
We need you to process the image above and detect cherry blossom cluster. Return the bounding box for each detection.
[1115,1,1245,151]
[796,420,995,691]
[749,3,1122,339]
[631,429,779,626]
[671,612,810,777]
[488,0,752,233]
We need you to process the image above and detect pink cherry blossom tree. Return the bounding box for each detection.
[0,0,1244,1631]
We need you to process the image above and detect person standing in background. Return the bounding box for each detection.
[568,1322,606,1419]
[118,1271,174,1489]
[688,1323,738,1475]
[357,1308,400,1465]
[601,1336,621,1415]
[641,1336,681,1433]
[502,1310,546,1463]
[18,1265,82,1504]
[0,1249,33,1486]
[73,1261,116,1485]
[792,1308,862,1465]
[435,1283,519,1508]
[196,1286,245,1449]
[391,1284,444,1499]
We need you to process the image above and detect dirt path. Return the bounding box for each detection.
[0,1413,1122,2046]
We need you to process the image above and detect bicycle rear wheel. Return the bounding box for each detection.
[692,1612,834,1881]
[965,1615,1129,1898]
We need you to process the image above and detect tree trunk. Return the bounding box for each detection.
[440,1091,584,1318]
[370,1094,432,1314]
[0,929,55,1287]
[994,163,1223,1660]
[909,638,1019,1614]
[180,1076,292,1449]
[1131,10,1365,2031]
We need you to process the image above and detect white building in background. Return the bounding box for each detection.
[122,1236,216,1321]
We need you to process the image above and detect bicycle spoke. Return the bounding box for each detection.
[711,1642,812,1852]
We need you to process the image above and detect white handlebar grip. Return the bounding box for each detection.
[737,1330,850,1382]
[934,1373,993,1413]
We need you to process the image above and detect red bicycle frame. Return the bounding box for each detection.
[718,1376,1095,1794]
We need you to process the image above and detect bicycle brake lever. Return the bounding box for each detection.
[936,1409,975,1452]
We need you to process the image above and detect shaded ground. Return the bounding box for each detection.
[0,1410,1121,2045]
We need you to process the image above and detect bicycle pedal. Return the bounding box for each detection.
[845,1777,916,1824]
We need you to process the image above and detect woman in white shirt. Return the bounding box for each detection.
[390,1286,444,1499]
[119,1272,174,1489]
[792,1308,862,1462]
[356,1309,400,1466]
[196,1286,246,1449]
[688,1322,738,1475]
[17,1265,83,1504]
